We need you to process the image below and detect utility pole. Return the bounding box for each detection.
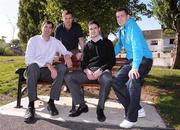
[7,16,16,41]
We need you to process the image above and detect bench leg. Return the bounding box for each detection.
[16,84,22,108]
[15,75,24,108]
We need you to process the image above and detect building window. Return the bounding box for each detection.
[151,40,158,45]
[170,39,175,44]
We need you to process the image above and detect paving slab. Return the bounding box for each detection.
[0,96,168,130]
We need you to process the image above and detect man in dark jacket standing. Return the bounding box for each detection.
[65,20,116,122]
[54,10,85,60]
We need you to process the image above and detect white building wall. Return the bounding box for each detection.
[162,38,174,52]
[146,39,163,52]
[147,38,173,68]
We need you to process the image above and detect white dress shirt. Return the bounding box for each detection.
[25,35,72,67]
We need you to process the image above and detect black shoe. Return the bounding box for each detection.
[47,103,59,116]
[69,104,88,117]
[97,108,106,122]
[69,106,76,113]
[24,107,35,123]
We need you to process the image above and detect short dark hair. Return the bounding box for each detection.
[88,20,100,27]
[62,10,73,17]
[116,7,129,15]
[41,20,54,28]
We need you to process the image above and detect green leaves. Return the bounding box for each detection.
[17,0,47,43]
[18,0,150,42]
[150,0,177,30]
[45,0,150,36]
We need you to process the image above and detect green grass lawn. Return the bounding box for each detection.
[0,56,25,96]
[145,68,180,129]
[0,56,180,129]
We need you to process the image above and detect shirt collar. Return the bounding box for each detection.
[40,35,51,42]
[87,35,103,42]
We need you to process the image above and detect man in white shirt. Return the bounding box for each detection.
[24,20,72,123]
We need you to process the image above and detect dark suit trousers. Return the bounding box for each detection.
[26,63,67,102]
[65,69,112,109]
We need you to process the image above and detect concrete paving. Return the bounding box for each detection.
[0,96,169,130]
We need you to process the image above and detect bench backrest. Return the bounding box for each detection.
[55,56,127,75]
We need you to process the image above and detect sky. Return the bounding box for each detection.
[0,0,161,43]
[0,0,19,42]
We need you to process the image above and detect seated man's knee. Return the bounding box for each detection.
[27,63,39,71]
[26,63,40,77]
[28,63,39,68]
[56,64,67,73]
[112,75,124,89]
[126,78,141,88]
[64,73,73,82]
[100,71,112,83]
[128,78,139,83]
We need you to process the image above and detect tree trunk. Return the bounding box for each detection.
[171,32,180,69]
[171,15,180,69]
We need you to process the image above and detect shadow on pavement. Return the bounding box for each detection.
[0,114,174,130]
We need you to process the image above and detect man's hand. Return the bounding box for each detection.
[46,64,57,79]
[53,56,60,63]
[64,55,73,68]
[76,52,82,60]
[84,68,96,80]
[128,68,140,79]
[93,68,103,79]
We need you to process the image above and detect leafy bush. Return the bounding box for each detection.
[0,45,13,56]
[4,48,14,56]
[0,40,23,56]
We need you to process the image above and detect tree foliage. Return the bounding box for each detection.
[0,41,14,56]
[150,0,180,69]
[45,0,151,36]
[17,0,47,44]
[150,0,174,30]
[150,0,180,32]
[17,0,151,43]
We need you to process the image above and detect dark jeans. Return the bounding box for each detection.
[112,57,153,122]
[26,63,67,102]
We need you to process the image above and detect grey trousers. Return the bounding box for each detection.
[26,63,67,102]
[64,69,112,109]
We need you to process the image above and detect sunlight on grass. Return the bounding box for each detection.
[145,68,180,129]
[0,56,25,96]
[157,91,180,128]
[145,68,180,88]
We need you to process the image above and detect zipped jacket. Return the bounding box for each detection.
[114,17,152,69]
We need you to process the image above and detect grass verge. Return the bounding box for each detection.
[145,68,180,129]
[0,56,25,99]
